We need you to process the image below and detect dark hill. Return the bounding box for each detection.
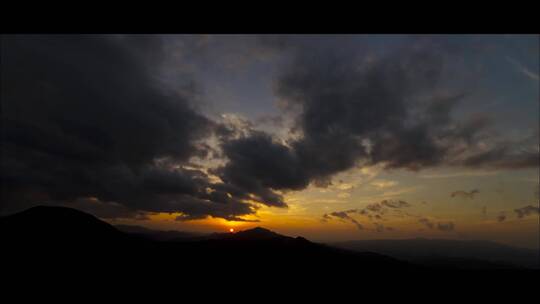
[3,205,538,283]
[0,205,122,243]
[1,206,419,275]
[3,205,539,293]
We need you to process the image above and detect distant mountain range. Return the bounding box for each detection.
[116,224,303,242]
[1,206,538,276]
[118,223,539,269]
[115,224,205,241]
[334,239,539,269]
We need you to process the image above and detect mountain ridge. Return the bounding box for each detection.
[334,238,539,269]
[2,206,537,272]
[1,206,420,272]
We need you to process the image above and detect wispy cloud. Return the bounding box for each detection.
[381,186,421,197]
[437,222,455,232]
[322,209,364,231]
[506,56,540,81]
[337,192,351,199]
[495,205,539,222]
[451,189,479,199]
[514,205,540,219]
[420,171,498,179]
[322,199,413,232]
[370,179,398,189]
[418,217,456,232]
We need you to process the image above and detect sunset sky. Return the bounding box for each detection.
[2,34,538,248]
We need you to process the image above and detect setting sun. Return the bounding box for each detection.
[229,228,234,233]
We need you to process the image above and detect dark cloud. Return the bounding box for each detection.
[2,35,537,223]
[418,218,435,229]
[213,131,307,207]
[373,223,394,232]
[0,35,272,221]
[364,203,384,214]
[278,44,446,173]
[418,218,455,232]
[215,36,538,203]
[514,205,540,219]
[326,209,364,231]
[450,189,479,199]
[321,214,332,222]
[381,200,411,208]
[322,200,411,231]
[460,143,539,169]
[52,197,151,220]
[495,205,538,223]
[437,222,455,232]
[360,200,411,218]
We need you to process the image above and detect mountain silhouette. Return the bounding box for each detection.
[216,226,283,239]
[1,205,122,243]
[115,224,204,241]
[2,205,537,281]
[202,226,299,241]
[1,206,420,274]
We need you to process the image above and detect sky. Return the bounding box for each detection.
[1,34,538,248]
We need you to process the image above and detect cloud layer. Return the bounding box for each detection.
[322,200,412,232]
[2,35,538,222]
[215,37,538,206]
[1,35,266,220]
